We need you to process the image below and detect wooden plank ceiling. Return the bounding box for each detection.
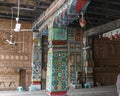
[0,0,55,22]
[68,0,120,30]
[0,0,119,30]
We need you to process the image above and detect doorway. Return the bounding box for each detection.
[19,69,27,90]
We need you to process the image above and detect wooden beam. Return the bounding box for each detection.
[37,5,49,10]
[33,0,52,4]
[86,11,120,18]
[0,6,35,17]
[0,0,36,6]
[86,19,120,36]
[32,0,67,29]
[87,6,120,16]
[91,0,120,6]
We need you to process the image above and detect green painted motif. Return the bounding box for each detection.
[48,28,67,41]
[46,49,68,92]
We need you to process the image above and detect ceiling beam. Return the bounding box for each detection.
[0,0,36,6]
[86,19,120,36]
[87,6,120,15]
[32,0,67,30]
[86,11,120,19]
[36,5,50,10]
[91,0,120,6]
[0,6,35,17]
[0,1,37,10]
[33,0,53,4]
[0,13,33,22]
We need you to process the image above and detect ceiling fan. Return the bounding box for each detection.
[1,32,23,46]
[5,34,23,45]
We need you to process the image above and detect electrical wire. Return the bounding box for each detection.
[17,0,20,19]
[10,8,13,34]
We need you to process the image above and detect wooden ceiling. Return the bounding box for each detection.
[86,0,120,29]
[69,0,120,30]
[0,0,119,30]
[0,0,55,22]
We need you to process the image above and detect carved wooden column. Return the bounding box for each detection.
[32,32,42,90]
[83,31,94,88]
[46,17,68,96]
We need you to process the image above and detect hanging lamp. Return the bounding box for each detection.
[79,12,86,27]
[14,0,21,32]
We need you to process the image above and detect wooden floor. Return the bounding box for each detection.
[0,85,117,96]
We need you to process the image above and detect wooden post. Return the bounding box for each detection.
[46,26,68,96]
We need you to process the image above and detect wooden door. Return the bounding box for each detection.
[19,69,27,90]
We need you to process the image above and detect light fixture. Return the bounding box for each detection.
[14,0,21,32]
[14,17,21,32]
[79,12,86,27]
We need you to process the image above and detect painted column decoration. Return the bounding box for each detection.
[31,0,91,94]
[75,0,93,88]
[32,32,42,89]
[44,13,68,95]
[46,26,68,96]
[83,31,94,88]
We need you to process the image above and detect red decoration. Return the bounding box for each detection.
[119,33,120,37]
[47,91,67,96]
[52,40,67,45]
[76,0,89,13]
[79,12,86,27]
[32,81,41,85]
[109,35,114,40]
[113,33,119,39]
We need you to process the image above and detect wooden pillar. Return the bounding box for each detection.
[46,25,68,96]
[32,32,42,90]
[83,31,94,87]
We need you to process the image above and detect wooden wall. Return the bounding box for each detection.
[93,37,120,86]
[0,19,33,90]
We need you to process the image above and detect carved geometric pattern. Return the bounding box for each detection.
[0,69,19,89]
[0,19,32,90]
[0,32,11,49]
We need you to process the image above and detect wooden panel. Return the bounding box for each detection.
[93,37,120,86]
[0,68,19,90]
[68,28,83,42]
[75,28,83,41]
[42,35,48,67]
[0,19,32,90]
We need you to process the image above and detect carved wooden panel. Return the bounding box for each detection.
[93,37,120,86]
[0,19,33,90]
[0,69,19,90]
[75,28,83,41]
